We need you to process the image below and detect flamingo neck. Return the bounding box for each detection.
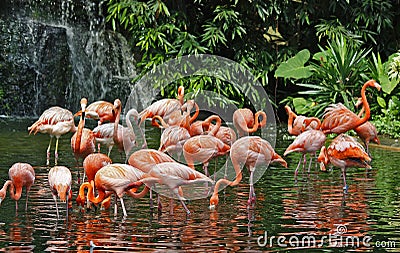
[285,107,296,135]
[177,86,185,105]
[113,106,122,145]
[189,102,200,124]
[206,115,221,136]
[247,111,267,133]
[152,115,168,128]
[126,186,150,198]
[358,83,371,126]
[9,183,22,201]
[75,111,85,151]
[0,180,13,200]
[86,181,106,204]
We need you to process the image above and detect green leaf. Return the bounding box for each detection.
[380,75,398,94]
[377,96,386,108]
[274,49,314,79]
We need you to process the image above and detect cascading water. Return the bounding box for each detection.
[0,0,136,116]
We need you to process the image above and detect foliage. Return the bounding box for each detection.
[278,35,371,117]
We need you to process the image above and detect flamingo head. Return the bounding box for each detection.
[0,193,4,206]
[355,97,363,108]
[367,80,381,91]
[284,105,292,115]
[209,194,219,211]
[80,98,88,112]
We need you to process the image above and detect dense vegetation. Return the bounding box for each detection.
[106,0,400,137]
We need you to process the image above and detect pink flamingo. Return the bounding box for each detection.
[209,136,287,209]
[139,162,213,215]
[232,108,267,137]
[74,100,116,125]
[28,106,76,166]
[284,105,321,136]
[0,163,35,211]
[48,166,72,219]
[318,134,371,192]
[320,80,381,134]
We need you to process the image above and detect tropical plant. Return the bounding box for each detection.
[277,34,371,117]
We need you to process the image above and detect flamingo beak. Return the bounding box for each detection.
[209,204,216,211]
[375,82,381,91]
[0,197,3,205]
[319,162,327,172]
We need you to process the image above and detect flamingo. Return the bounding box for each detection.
[183,134,230,176]
[284,118,326,179]
[320,80,381,134]
[74,100,116,125]
[189,115,237,145]
[0,163,35,211]
[153,115,191,159]
[76,153,112,209]
[354,97,380,155]
[77,164,149,217]
[232,108,267,137]
[318,134,371,192]
[128,149,175,209]
[48,166,72,219]
[139,162,214,215]
[284,105,321,136]
[28,106,76,166]
[139,86,185,126]
[209,136,287,210]
[71,98,96,175]
[153,100,199,129]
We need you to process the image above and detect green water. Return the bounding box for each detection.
[0,117,399,252]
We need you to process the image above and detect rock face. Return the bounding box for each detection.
[0,0,136,116]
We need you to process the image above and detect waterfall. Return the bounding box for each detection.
[0,0,136,116]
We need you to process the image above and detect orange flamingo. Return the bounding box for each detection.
[320,80,381,134]
[354,97,380,155]
[318,134,371,192]
[48,166,72,219]
[74,100,117,125]
[128,149,175,209]
[139,86,185,126]
[232,108,267,137]
[0,163,35,211]
[139,162,213,215]
[183,134,230,176]
[77,164,149,217]
[284,105,321,136]
[71,98,96,175]
[284,118,326,179]
[28,106,76,166]
[76,153,112,209]
[209,136,287,209]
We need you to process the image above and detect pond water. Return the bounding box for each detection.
[0,117,399,252]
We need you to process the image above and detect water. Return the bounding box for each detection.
[0,117,399,252]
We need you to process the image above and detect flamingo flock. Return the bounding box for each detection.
[0,80,382,218]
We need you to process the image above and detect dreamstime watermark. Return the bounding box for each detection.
[257,225,396,249]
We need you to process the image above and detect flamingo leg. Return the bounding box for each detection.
[307,153,314,173]
[66,192,69,220]
[294,156,302,180]
[107,145,113,157]
[47,136,53,166]
[119,197,127,217]
[172,187,190,215]
[149,187,153,209]
[247,169,256,206]
[53,195,59,219]
[114,195,118,216]
[341,167,348,193]
[55,137,60,165]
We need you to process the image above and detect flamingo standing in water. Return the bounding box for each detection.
[139,162,214,215]
[48,166,72,219]
[284,118,326,179]
[354,97,380,155]
[74,100,116,125]
[128,149,175,209]
[318,134,371,192]
[232,108,267,137]
[75,153,113,210]
[320,80,381,134]
[139,86,185,126]
[71,98,96,179]
[284,105,321,136]
[0,163,35,211]
[28,106,76,166]
[77,164,149,217]
[183,118,230,176]
[209,136,287,210]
